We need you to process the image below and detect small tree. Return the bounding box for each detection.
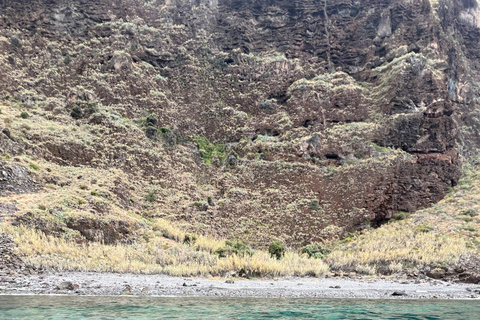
[268,241,285,260]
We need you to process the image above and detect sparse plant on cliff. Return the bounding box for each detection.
[194,136,226,165]
[145,113,158,127]
[70,106,83,119]
[146,191,157,202]
[309,199,320,211]
[392,211,411,220]
[415,224,433,233]
[183,234,197,245]
[29,162,39,171]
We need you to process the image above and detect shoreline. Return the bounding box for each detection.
[1,272,479,300]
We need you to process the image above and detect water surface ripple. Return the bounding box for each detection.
[0,296,479,319]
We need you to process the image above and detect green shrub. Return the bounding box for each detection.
[70,106,83,119]
[268,241,285,260]
[415,225,433,233]
[194,136,226,165]
[20,111,29,119]
[63,55,72,65]
[91,190,99,196]
[159,126,171,133]
[183,234,197,245]
[80,185,88,190]
[215,240,254,258]
[145,113,158,127]
[463,209,478,217]
[29,162,39,171]
[146,191,157,202]
[301,244,330,259]
[145,126,158,140]
[392,211,410,220]
[85,102,99,115]
[461,225,476,232]
[309,199,320,211]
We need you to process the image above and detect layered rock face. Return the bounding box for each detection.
[0,0,477,246]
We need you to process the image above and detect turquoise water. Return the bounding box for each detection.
[0,296,479,319]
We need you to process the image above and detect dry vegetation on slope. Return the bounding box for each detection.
[1,0,480,281]
[0,102,478,279]
[326,164,480,280]
[1,164,479,279]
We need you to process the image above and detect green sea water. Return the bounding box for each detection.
[0,296,479,319]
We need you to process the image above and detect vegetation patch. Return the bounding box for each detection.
[215,240,254,258]
[301,244,330,259]
[2,224,328,277]
[194,136,226,165]
[268,241,285,260]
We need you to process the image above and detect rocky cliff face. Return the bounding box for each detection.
[0,0,478,246]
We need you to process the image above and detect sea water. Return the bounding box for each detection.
[0,296,478,319]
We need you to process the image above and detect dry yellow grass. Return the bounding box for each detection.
[153,218,225,253]
[326,220,471,275]
[1,224,328,277]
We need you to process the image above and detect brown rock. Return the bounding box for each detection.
[426,268,446,280]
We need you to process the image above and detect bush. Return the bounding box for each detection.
[146,191,157,202]
[70,105,83,119]
[392,211,410,220]
[301,244,330,259]
[145,126,158,140]
[309,199,320,211]
[29,162,39,171]
[159,126,170,133]
[463,209,478,217]
[215,240,254,258]
[183,234,197,245]
[145,113,158,126]
[194,136,226,165]
[268,241,285,260]
[85,102,99,115]
[20,111,29,119]
[70,102,98,119]
[415,225,433,233]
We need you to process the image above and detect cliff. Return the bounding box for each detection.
[0,0,478,248]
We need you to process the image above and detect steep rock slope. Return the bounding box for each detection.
[0,0,477,246]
